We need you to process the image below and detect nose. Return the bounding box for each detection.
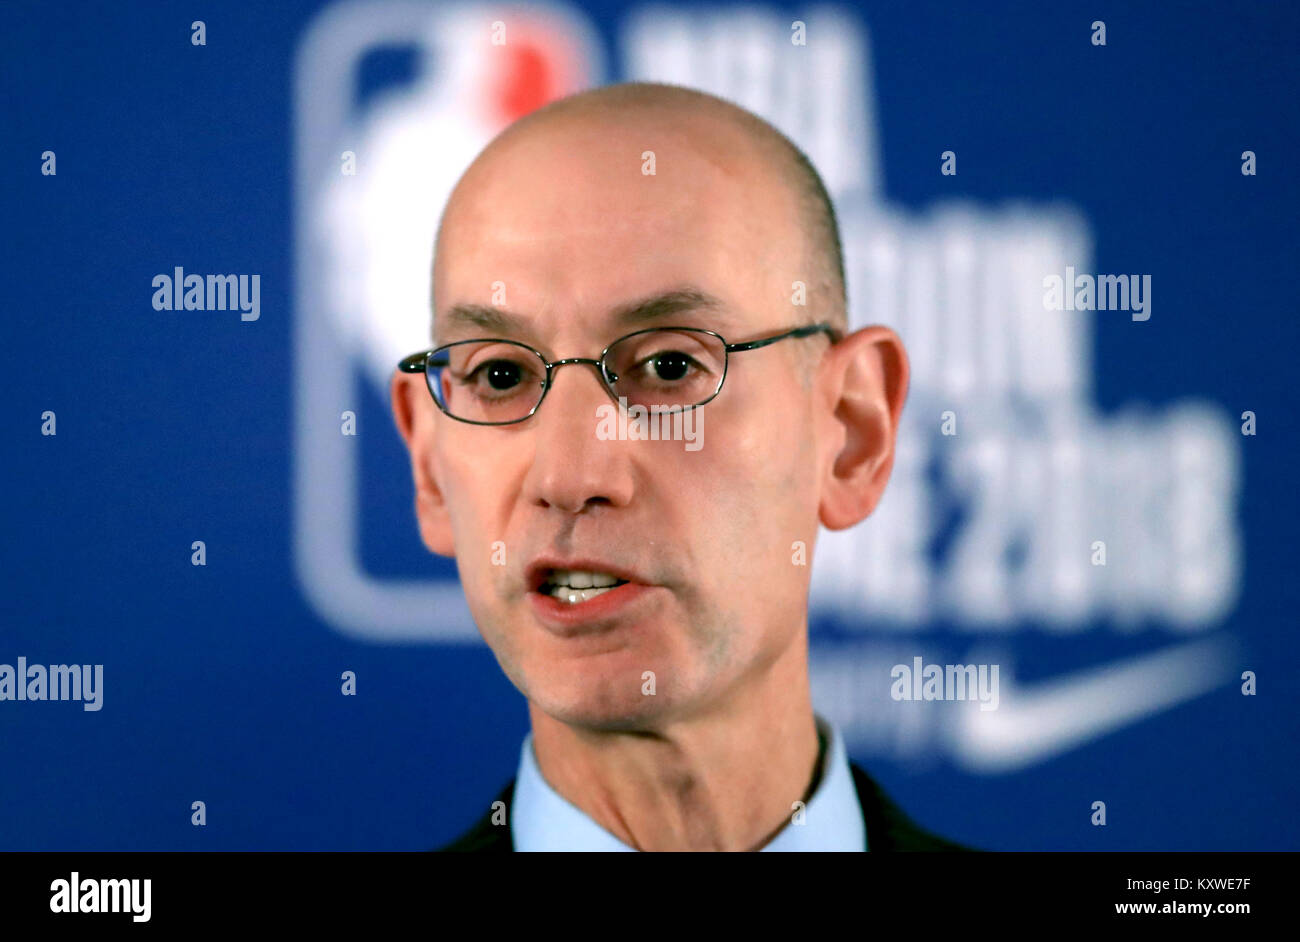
[521,360,634,514]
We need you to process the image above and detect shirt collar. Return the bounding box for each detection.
[511,714,867,851]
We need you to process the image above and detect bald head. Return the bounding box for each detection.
[431,82,846,342]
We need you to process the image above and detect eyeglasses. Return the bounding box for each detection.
[398,323,840,426]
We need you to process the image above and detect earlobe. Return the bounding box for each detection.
[818,326,910,531]
[390,372,457,557]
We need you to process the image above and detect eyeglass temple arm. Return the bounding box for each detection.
[398,350,449,373]
[724,322,840,353]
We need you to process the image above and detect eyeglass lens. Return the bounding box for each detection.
[427,329,727,424]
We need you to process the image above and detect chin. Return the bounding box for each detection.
[531,673,682,732]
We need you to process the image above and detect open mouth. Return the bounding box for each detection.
[536,569,631,605]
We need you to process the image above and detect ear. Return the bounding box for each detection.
[816,325,910,530]
[390,371,456,556]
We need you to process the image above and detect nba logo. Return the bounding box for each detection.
[291,1,605,642]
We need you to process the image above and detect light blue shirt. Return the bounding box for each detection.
[511,713,868,851]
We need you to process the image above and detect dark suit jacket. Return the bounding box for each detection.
[434,760,977,851]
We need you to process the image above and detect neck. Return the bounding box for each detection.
[527,634,820,851]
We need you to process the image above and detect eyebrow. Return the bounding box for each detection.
[610,287,723,327]
[437,287,726,344]
[440,303,524,339]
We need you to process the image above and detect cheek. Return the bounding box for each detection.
[436,449,526,666]
[435,448,503,579]
[711,391,816,545]
[669,408,814,650]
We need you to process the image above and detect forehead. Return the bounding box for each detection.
[433,113,801,341]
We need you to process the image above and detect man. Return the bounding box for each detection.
[391,81,972,851]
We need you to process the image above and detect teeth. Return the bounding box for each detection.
[549,585,617,604]
[550,569,621,589]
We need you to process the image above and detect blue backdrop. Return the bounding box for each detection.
[2,0,1296,850]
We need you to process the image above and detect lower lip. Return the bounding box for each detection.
[528,582,656,635]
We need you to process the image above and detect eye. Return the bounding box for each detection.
[477,360,523,390]
[649,350,693,382]
[630,349,701,384]
[460,357,539,398]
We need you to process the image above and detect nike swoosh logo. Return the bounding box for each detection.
[950,636,1239,773]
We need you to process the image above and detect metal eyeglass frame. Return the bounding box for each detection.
[397,322,841,426]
